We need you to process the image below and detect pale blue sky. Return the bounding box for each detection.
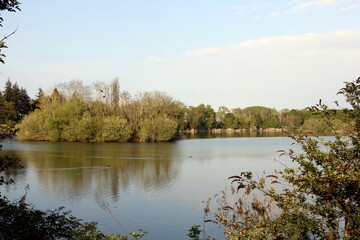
[1,0,360,110]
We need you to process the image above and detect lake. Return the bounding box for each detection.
[1,135,296,239]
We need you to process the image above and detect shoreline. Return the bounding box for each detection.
[179,127,285,134]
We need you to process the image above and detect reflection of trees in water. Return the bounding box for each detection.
[10,142,181,202]
[180,131,285,139]
[0,152,27,193]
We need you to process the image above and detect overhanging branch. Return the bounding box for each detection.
[1,26,18,42]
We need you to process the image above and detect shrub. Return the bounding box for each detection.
[16,110,47,140]
[99,116,132,142]
[204,77,360,239]
[138,116,178,142]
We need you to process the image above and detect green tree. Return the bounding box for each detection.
[263,115,281,128]
[241,106,280,130]
[242,106,277,123]
[137,91,184,121]
[118,90,183,135]
[30,88,43,111]
[281,109,304,131]
[99,116,132,142]
[223,113,240,129]
[216,106,230,127]
[138,116,178,142]
[0,100,16,123]
[207,77,360,239]
[232,108,244,128]
[17,87,31,118]
[187,104,216,130]
[16,110,48,140]
[0,79,32,123]
[38,88,64,111]
[3,79,12,101]
[250,114,263,130]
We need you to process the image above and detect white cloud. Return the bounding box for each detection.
[293,0,339,12]
[270,0,360,15]
[138,29,360,109]
[251,16,261,21]
[182,47,220,57]
[231,2,269,14]
[231,5,248,14]
[93,59,116,65]
[339,3,360,11]
[289,0,360,13]
[269,11,280,17]
[181,30,360,58]
[233,0,359,18]
[142,56,166,64]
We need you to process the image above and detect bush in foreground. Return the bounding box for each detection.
[203,77,360,239]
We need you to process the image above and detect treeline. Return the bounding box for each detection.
[16,79,183,142]
[2,79,350,142]
[203,105,351,133]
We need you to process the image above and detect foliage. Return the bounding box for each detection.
[0,195,83,240]
[138,116,178,142]
[0,0,20,23]
[301,118,333,134]
[0,193,147,240]
[13,77,355,142]
[0,124,14,140]
[222,113,240,129]
[187,225,202,240]
[0,150,21,186]
[0,0,21,63]
[99,116,132,142]
[0,79,32,124]
[280,109,304,131]
[250,114,263,130]
[216,106,230,125]
[187,104,216,130]
[128,230,147,240]
[263,116,281,128]
[17,87,184,142]
[204,77,360,239]
[15,110,47,140]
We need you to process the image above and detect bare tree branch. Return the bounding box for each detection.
[1,26,18,41]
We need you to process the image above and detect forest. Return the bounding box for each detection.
[0,78,353,142]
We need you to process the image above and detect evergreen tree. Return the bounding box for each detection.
[0,79,32,122]
[3,79,12,102]
[0,90,3,109]
[17,87,31,119]
[31,88,43,110]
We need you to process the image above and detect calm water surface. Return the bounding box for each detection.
[1,136,295,239]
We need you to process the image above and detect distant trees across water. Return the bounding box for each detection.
[0,79,352,142]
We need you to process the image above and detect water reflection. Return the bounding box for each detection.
[1,137,295,240]
[3,142,181,202]
[179,131,286,139]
